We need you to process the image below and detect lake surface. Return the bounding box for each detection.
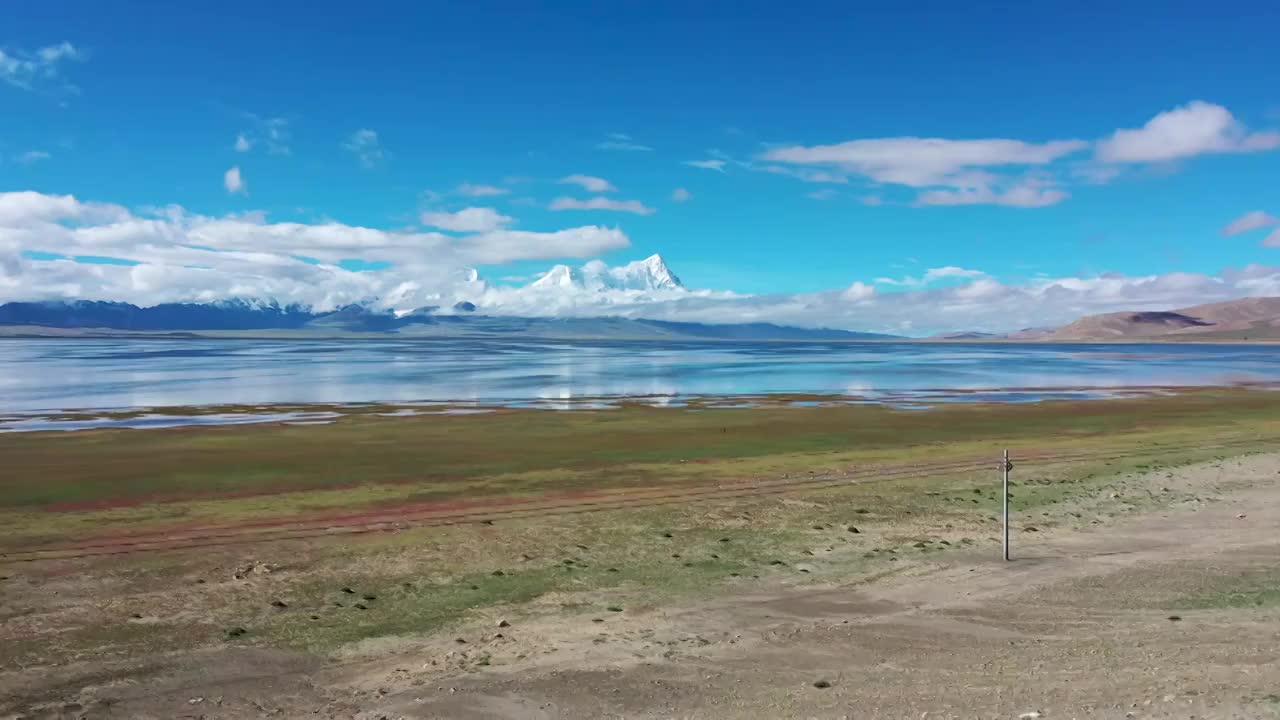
[2,338,1279,419]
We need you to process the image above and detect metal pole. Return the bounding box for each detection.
[1002,448,1010,561]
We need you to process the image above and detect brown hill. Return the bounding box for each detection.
[1045,297,1280,340]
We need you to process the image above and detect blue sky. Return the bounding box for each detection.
[2,1,1279,333]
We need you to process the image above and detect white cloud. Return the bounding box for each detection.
[842,281,876,302]
[760,165,848,183]
[684,159,727,172]
[559,174,617,193]
[420,207,512,233]
[671,188,691,203]
[1222,210,1278,237]
[456,183,509,197]
[596,134,652,152]
[0,41,83,92]
[860,195,884,206]
[549,197,656,215]
[876,266,987,287]
[1264,228,1280,248]
[807,189,838,200]
[343,128,386,168]
[915,181,1068,208]
[762,137,1086,188]
[1096,101,1280,164]
[224,167,246,194]
[6,190,1280,335]
[0,191,631,311]
[15,151,50,164]
[234,114,290,155]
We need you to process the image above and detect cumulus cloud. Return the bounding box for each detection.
[671,188,691,202]
[0,191,632,312]
[559,174,616,193]
[1096,101,1280,164]
[343,128,386,168]
[549,197,656,215]
[224,167,246,194]
[7,189,1280,335]
[0,41,83,92]
[456,183,509,197]
[234,134,252,152]
[420,207,512,233]
[684,159,727,172]
[1222,210,1279,237]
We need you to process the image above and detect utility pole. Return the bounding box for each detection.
[1002,449,1012,561]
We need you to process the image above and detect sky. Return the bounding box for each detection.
[2,1,1279,335]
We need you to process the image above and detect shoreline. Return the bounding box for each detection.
[4,327,1280,344]
[5,383,1280,432]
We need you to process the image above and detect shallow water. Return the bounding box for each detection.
[1,338,1277,418]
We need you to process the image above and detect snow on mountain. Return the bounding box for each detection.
[529,254,683,292]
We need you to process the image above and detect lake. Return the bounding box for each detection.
[2,338,1279,421]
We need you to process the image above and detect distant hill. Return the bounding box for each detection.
[0,300,898,341]
[1044,297,1280,340]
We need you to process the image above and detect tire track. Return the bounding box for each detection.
[3,436,1271,563]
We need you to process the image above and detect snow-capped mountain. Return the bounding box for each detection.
[530,254,683,292]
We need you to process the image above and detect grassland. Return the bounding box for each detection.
[2,389,1280,677]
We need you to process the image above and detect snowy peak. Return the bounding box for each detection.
[528,254,684,293]
[530,264,585,290]
[612,254,683,291]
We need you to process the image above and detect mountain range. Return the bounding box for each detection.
[0,299,897,341]
[3,249,1279,341]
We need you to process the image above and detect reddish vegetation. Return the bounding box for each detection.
[3,439,1265,564]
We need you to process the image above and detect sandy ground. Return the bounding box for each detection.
[5,454,1280,719]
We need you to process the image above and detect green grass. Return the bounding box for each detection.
[2,388,1278,512]
[1172,572,1280,610]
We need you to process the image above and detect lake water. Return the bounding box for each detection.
[2,338,1279,420]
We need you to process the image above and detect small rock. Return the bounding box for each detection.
[225,627,247,639]
[847,526,860,534]
[131,612,143,619]
[455,637,468,644]
[188,697,204,705]
[341,587,356,594]
[719,537,731,543]
[813,679,831,689]
[491,570,505,577]
[354,603,369,610]
[497,619,510,628]
[362,594,377,601]
[1018,713,1043,719]
[1024,526,1039,533]
[1236,513,1247,519]
[270,599,288,608]
[1167,615,1182,622]
[607,605,623,612]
